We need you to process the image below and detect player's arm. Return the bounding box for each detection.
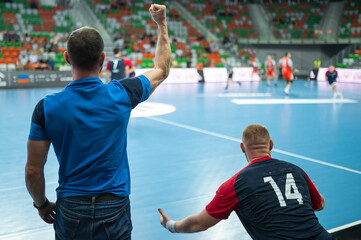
[125,65,130,78]
[312,181,325,211]
[158,208,221,233]
[325,71,329,85]
[305,173,326,212]
[25,140,56,223]
[142,4,171,95]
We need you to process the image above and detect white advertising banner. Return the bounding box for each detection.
[317,68,361,83]
[136,67,260,83]
[203,67,260,82]
[135,68,199,83]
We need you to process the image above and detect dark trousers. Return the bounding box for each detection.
[54,195,132,240]
[313,69,319,80]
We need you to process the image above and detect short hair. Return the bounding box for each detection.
[67,26,104,71]
[285,52,289,56]
[113,47,120,55]
[242,124,270,150]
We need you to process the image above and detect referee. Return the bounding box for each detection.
[159,124,335,239]
[25,4,170,239]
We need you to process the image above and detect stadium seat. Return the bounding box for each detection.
[265,1,327,39]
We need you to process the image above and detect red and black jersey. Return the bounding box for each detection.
[106,57,132,80]
[206,157,333,240]
[325,70,338,84]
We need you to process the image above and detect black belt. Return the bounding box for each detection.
[68,194,125,202]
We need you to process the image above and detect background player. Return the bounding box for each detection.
[265,55,277,86]
[224,58,241,90]
[250,58,259,81]
[279,52,294,95]
[326,65,343,99]
[158,124,333,239]
[105,47,130,82]
[123,56,136,78]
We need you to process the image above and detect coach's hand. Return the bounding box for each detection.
[149,4,166,26]
[38,201,56,224]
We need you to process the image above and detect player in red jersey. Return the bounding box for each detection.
[279,52,294,95]
[265,55,277,86]
[105,47,131,83]
[250,58,259,81]
[157,124,334,239]
[325,65,343,99]
[123,57,136,78]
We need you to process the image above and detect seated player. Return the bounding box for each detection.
[279,52,294,95]
[158,124,334,240]
[265,55,277,86]
[325,65,343,99]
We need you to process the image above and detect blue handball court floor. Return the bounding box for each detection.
[0,80,360,240]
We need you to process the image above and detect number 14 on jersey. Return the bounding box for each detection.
[264,173,303,207]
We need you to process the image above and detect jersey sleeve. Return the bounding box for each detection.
[124,58,132,67]
[325,71,329,78]
[288,59,293,67]
[205,174,240,220]
[304,173,322,210]
[119,75,151,109]
[29,99,50,141]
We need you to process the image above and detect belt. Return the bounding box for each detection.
[68,194,125,202]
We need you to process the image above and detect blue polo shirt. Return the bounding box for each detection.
[29,75,151,198]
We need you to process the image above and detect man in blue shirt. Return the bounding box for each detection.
[25,4,170,239]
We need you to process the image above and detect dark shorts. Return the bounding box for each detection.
[328,79,336,85]
[228,72,233,79]
[286,80,293,84]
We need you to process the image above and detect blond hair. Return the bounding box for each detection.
[242,124,270,150]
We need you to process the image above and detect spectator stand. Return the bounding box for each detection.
[0,0,74,71]
[264,0,327,39]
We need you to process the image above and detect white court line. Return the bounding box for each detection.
[0,181,57,193]
[232,98,357,105]
[328,219,361,233]
[0,226,53,239]
[147,116,361,175]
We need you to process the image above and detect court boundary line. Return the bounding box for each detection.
[147,116,361,175]
[328,219,361,233]
[0,226,53,239]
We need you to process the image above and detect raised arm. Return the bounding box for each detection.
[158,208,221,233]
[142,4,171,94]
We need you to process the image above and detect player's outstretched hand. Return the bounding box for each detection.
[158,208,172,228]
[38,201,56,224]
[149,4,166,26]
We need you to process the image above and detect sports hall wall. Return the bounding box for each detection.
[254,44,348,75]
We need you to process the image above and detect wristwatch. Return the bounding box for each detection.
[33,198,49,210]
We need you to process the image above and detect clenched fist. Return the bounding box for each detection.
[149,4,166,26]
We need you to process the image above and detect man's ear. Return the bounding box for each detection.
[64,51,71,65]
[99,52,105,68]
[269,139,273,151]
[240,142,246,153]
